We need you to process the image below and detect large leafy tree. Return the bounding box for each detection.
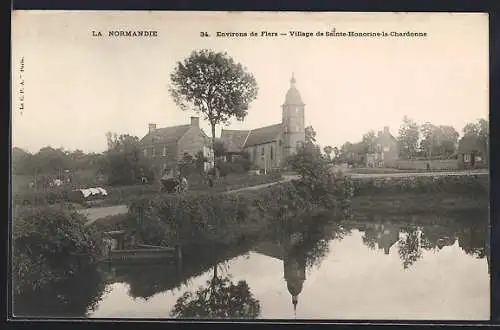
[462,118,489,163]
[397,116,420,159]
[420,123,459,158]
[101,133,154,186]
[169,49,258,150]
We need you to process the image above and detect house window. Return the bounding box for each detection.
[143,148,147,157]
[152,137,159,144]
[270,145,274,160]
[296,108,300,114]
[279,140,282,146]
[152,148,156,157]
[261,147,265,156]
[162,146,167,156]
[253,148,257,161]
[163,163,167,171]
[464,154,471,162]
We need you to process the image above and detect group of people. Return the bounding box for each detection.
[160,169,189,193]
[159,165,220,193]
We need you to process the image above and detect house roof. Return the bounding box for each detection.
[458,135,482,153]
[220,129,251,153]
[244,123,282,147]
[220,123,282,151]
[140,125,191,146]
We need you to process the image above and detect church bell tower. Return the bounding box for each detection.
[282,73,306,158]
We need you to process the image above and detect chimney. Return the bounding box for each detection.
[148,123,157,133]
[191,116,199,127]
[384,126,390,134]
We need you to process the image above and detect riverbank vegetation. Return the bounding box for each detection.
[13,172,283,208]
[12,206,104,296]
[350,174,488,196]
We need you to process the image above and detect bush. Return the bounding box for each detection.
[350,174,489,196]
[13,187,71,206]
[12,206,104,295]
[126,182,317,247]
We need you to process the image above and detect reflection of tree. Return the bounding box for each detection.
[361,226,378,250]
[456,223,488,259]
[290,212,350,270]
[13,266,107,317]
[169,264,260,319]
[420,225,457,252]
[398,227,423,269]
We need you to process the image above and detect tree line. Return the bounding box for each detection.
[320,116,489,166]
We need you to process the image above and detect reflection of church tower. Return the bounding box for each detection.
[283,234,307,317]
[282,73,306,158]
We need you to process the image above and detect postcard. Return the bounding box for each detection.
[11,11,489,321]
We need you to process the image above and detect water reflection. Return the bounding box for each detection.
[13,208,489,320]
[169,270,261,319]
[13,266,107,318]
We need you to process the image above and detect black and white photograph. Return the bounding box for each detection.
[11,11,490,320]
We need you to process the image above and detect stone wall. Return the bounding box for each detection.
[394,159,459,170]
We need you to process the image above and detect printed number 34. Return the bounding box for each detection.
[200,32,209,37]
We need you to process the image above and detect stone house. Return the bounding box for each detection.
[140,116,214,176]
[365,127,399,168]
[220,74,306,171]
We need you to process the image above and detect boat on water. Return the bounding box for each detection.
[101,230,182,264]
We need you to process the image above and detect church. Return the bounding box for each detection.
[220,74,306,171]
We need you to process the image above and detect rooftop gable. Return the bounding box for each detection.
[244,123,282,147]
[140,125,191,146]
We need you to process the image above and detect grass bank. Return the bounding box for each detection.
[13,173,283,208]
[90,173,351,248]
[351,193,488,215]
[350,174,488,196]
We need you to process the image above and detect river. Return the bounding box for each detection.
[13,208,490,320]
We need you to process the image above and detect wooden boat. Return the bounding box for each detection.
[101,230,182,264]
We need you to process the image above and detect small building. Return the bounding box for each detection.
[140,117,214,176]
[366,127,399,168]
[458,134,487,168]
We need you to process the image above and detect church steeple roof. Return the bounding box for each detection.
[284,73,304,106]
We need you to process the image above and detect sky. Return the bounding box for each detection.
[11,11,489,154]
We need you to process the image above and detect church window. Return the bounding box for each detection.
[162,146,167,156]
[261,147,265,156]
[143,148,147,157]
[279,140,282,146]
[270,146,274,160]
[296,107,300,114]
[253,148,257,160]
